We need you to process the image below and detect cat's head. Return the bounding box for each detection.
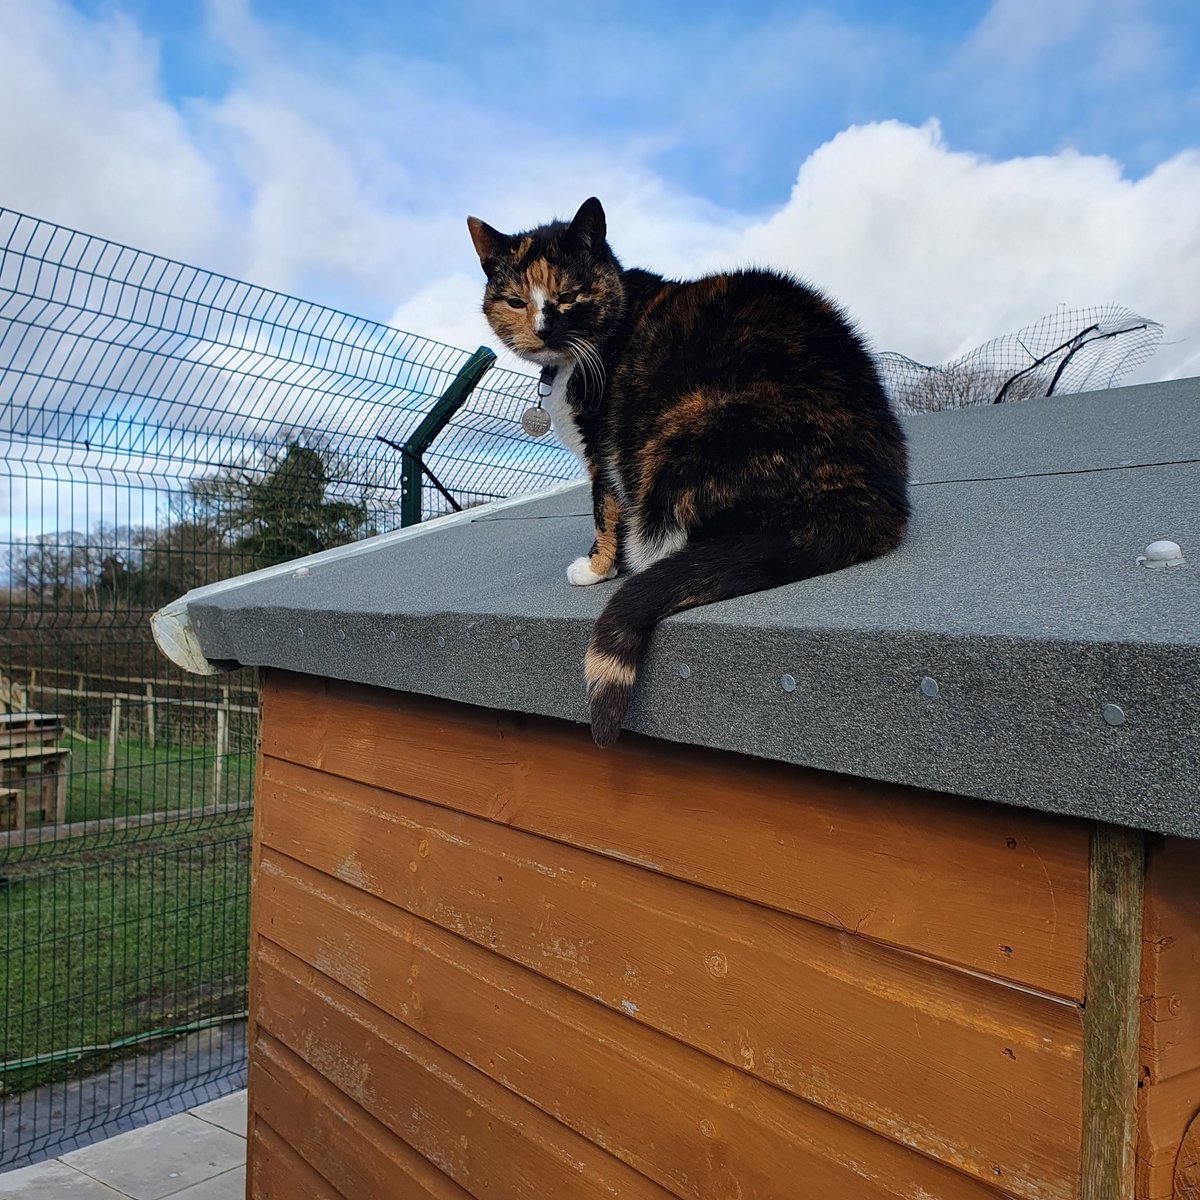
[466,197,623,367]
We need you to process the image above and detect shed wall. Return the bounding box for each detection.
[245,671,1194,1200]
[1137,838,1200,1198]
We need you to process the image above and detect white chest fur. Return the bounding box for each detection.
[542,364,586,465]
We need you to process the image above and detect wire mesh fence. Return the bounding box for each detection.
[0,202,1165,1170]
[0,205,578,1169]
[422,366,585,520]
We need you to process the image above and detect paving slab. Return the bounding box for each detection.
[0,1023,246,1173]
[187,1094,246,1139]
[169,1166,245,1199]
[0,1160,128,1198]
[59,1115,244,1200]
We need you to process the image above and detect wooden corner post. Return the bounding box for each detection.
[1081,822,1146,1200]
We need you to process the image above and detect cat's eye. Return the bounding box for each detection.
[558,291,578,305]
[505,296,527,309]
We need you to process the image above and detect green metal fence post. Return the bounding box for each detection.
[400,346,496,526]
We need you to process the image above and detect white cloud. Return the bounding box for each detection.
[959,0,1162,78]
[0,0,226,262]
[405,121,1200,385]
[389,274,494,364]
[720,120,1200,379]
[1,0,1197,391]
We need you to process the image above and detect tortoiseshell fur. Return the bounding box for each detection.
[468,198,909,747]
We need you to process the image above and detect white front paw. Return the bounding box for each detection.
[567,556,617,586]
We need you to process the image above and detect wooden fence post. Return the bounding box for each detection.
[104,696,122,790]
[144,682,156,750]
[213,686,230,804]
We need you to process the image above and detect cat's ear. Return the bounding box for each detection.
[566,197,606,252]
[467,216,512,270]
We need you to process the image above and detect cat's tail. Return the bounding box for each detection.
[585,524,893,747]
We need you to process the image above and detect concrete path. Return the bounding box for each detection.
[1,1023,247,1172]
[0,1092,246,1199]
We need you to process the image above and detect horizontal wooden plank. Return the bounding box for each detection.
[250,1116,344,1200]
[1136,1068,1200,1199]
[259,847,1010,1200]
[1137,838,1200,1200]
[1175,1112,1200,1200]
[1140,840,1200,1079]
[261,671,1089,998]
[255,939,676,1200]
[252,1028,472,1200]
[258,756,1083,1200]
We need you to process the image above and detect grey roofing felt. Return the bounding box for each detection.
[157,377,1200,839]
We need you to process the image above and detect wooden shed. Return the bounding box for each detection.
[154,378,1200,1200]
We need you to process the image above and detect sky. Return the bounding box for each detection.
[2,0,1200,382]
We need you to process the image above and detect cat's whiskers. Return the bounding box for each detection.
[563,335,588,389]
[566,335,605,404]
[563,335,588,392]
[573,342,596,398]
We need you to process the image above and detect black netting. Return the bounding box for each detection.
[877,305,1162,414]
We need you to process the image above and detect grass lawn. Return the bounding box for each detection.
[0,820,251,1095]
[59,736,256,826]
[1,736,255,1099]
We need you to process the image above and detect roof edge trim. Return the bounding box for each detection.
[150,477,586,675]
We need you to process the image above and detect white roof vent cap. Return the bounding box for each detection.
[1137,539,1184,569]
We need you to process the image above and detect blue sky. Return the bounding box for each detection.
[3,0,1200,373]
[67,0,1200,207]
[2,0,1199,539]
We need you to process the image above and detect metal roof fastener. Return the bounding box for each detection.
[1137,540,1184,568]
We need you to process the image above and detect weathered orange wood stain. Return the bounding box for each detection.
[1174,1114,1200,1199]
[256,943,678,1199]
[256,846,1011,1200]
[256,755,1082,1199]
[246,672,1200,1200]
[262,671,1090,998]
[250,1117,343,1199]
[1136,838,1200,1200]
[254,1031,473,1199]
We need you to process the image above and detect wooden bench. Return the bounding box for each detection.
[0,712,70,829]
[0,787,20,831]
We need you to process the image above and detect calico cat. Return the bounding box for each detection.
[468,198,909,748]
